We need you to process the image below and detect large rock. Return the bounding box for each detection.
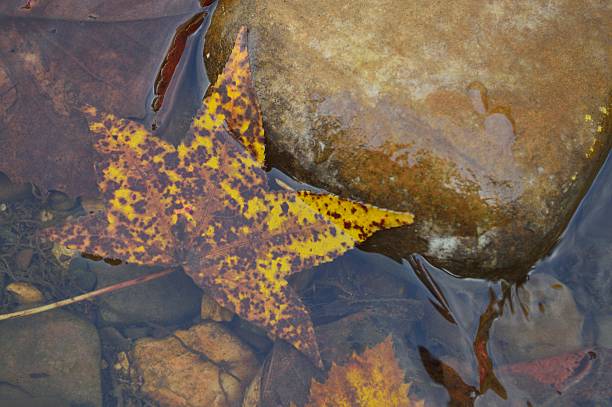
[204,0,611,274]
[0,310,102,407]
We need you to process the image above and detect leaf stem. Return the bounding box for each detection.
[0,267,177,322]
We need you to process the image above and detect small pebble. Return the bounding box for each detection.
[15,248,34,270]
[48,191,75,211]
[6,281,44,304]
[200,294,234,322]
[40,209,54,222]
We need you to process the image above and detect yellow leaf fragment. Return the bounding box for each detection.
[193,26,266,165]
[305,337,424,407]
[297,191,414,242]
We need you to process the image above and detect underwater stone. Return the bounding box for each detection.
[92,262,202,326]
[490,273,584,362]
[205,0,611,275]
[132,322,259,407]
[0,309,102,407]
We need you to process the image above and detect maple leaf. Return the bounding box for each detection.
[302,336,425,407]
[44,27,414,367]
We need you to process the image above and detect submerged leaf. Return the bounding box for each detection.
[193,26,265,165]
[45,27,413,367]
[296,191,414,241]
[304,337,424,407]
[48,106,352,367]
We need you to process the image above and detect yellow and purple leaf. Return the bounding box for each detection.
[44,27,414,367]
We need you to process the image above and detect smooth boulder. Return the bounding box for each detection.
[204,0,611,274]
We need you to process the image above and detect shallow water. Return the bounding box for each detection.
[274,153,612,406]
[0,2,610,406]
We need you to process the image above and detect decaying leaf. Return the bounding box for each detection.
[303,336,424,407]
[44,27,413,367]
[193,26,266,165]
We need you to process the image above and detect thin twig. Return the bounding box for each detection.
[0,268,176,321]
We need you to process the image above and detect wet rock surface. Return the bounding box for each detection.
[0,309,102,407]
[131,322,259,407]
[205,0,611,274]
[92,262,202,326]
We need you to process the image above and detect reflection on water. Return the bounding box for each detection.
[3,154,608,405]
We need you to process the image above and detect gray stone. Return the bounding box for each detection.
[491,273,584,362]
[68,257,97,292]
[595,314,612,348]
[205,0,611,274]
[0,309,102,407]
[92,262,202,326]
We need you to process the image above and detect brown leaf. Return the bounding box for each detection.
[259,341,324,407]
[0,1,206,197]
[418,346,477,406]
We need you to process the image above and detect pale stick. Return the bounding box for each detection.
[0,267,176,321]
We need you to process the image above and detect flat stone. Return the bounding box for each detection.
[92,262,202,326]
[491,273,584,362]
[14,248,33,271]
[132,322,260,407]
[205,0,611,274]
[0,309,102,407]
